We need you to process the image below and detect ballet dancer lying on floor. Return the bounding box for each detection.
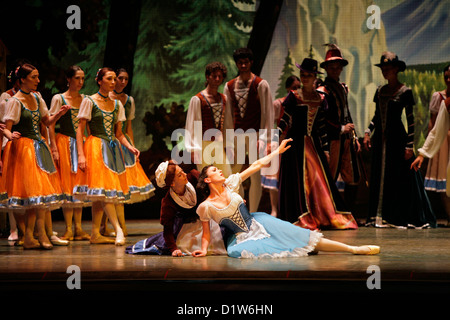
[192,138,380,258]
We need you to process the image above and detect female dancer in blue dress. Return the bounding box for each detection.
[192,139,380,258]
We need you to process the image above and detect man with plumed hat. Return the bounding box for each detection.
[317,44,361,212]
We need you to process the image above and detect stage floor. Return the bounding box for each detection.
[2,219,450,307]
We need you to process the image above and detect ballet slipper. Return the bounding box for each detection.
[40,242,53,250]
[352,245,380,255]
[115,238,126,246]
[90,234,115,244]
[38,235,53,250]
[23,238,40,250]
[100,225,116,237]
[8,230,19,241]
[74,230,91,241]
[50,235,69,246]
[60,229,74,241]
[114,230,126,246]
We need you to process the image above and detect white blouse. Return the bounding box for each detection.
[77,97,126,123]
[197,173,270,244]
[49,93,85,115]
[419,100,449,159]
[3,93,49,125]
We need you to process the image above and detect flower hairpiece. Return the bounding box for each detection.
[95,68,102,81]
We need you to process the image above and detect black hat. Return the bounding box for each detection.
[295,58,323,74]
[375,51,406,72]
[320,44,348,68]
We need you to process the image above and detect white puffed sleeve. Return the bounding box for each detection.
[128,96,136,120]
[419,101,450,159]
[37,95,49,118]
[196,201,211,222]
[429,92,445,114]
[49,94,62,116]
[77,97,94,121]
[257,79,274,141]
[3,98,22,125]
[185,95,203,154]
[224,173,242,194]
[223,83,235,149]
[116,100,126,123]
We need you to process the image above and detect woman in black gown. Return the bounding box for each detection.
[363,52,436,228]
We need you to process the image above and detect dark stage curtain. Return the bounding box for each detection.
[248,0,283,76]
[103,0,142,93]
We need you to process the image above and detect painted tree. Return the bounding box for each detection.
[275,49,295,99]
[160,0,255,107]
[131,0,186,109]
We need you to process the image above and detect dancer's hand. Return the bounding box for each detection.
[277,138,293,154]
[128,146,140,158]
[342,123,355,134]
[172,249,184,257]
[355,139,361,153]
[10,131,21,140]
[51,147,60,165]
[78,155,87,171]
[411,155,424,171]
[363,133,371,151]
[192,249,207,257]
[59,104,71,116]
[404,148,414,160]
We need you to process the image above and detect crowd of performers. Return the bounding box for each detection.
[1,44,449,259]
[0,65,155,249]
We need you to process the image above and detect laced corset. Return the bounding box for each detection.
[58,94,81,138]
[85,96,118,141]
[11,95,43,141]
[197,174,270,243]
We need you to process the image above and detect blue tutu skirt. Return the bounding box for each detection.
[226,212,323,259]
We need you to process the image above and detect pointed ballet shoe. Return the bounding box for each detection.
[40,242,53,250]
[50,235,69,246]
[90,235,115,244]
[74,231,91,241]
[23,240,41,250]
[115,238,126,246]
[8,230,19,241]
[353,245,380,255]
[60,230,74,241]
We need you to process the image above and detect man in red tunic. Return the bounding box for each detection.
[223,48,274,213]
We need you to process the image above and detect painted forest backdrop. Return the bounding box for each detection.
[1,0,449,217]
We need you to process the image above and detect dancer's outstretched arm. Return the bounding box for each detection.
[192,221,211,257]
[239,138,292,182]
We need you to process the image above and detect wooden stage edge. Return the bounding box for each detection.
[2,219,450,304]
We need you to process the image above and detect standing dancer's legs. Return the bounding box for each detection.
[90,201,114,244]
[102,202,125,246]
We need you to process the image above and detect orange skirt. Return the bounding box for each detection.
[73,135,129,203]
[3,137,63,212]
[0,141,11,206]
[120,134,155,203]
[55,133,91,207]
